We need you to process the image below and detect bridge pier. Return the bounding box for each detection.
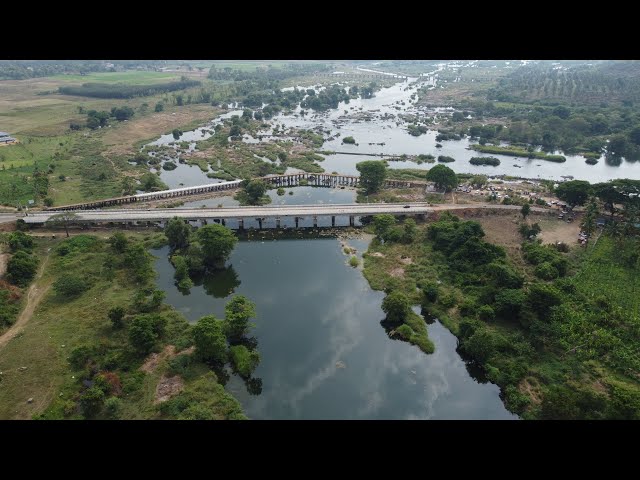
[221,219,226,226]
[276,217,281,228]
[295,217,299,229]
[313,216,317,228]
[238,218,244,230]
[257,218,263,229]
[331,216,335,227]
[349,216,354,227]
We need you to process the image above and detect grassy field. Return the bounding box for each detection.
[51,72,182,84]
[0,232,245,420]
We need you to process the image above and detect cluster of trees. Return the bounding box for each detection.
[165,219,238,293]
[59,79,201,99]
[0,60,123,80]
[469,156,500,166]
[5,231,38,288]
[372,215,418,244]
[300,85,351,111]
[81,106,135,130]
[408,124,428,136]
[554,178,640,217]
[193,295,259,372]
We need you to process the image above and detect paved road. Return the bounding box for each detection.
[1,203,549,224]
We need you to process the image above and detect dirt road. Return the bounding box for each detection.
[0,252,51,349]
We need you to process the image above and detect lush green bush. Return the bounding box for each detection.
[8,231,34,252]
[230,345,260,378]
[535,262,559,280]
[6,251,38,287]
[53,274,89,298]
[128,314,167,355]
[382,291,411,322]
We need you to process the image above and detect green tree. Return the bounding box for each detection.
[108,232,128,253]
[53,274,88,297]
[527,283,563,318]
[80,386,105,418]
[230,345,260,378]
[6,251,38,287]
[8,231,34,252]
[124,243,154,283]
[196,224,238,269]
[128,314,166,354]
[45,212,80,238]
[356,160,387,193]
[471,175,488,188]
[193,315,228,364]
[224,295,257,341]
[373,214,396,239]
[244,180,267,204]
[381,291,411,323]
[108,306,125,329]
[402,219,418,244]
[154,102,164,112]
[521,203,531,219]
[494,289,526,319]
[165,217,192,250]
[426,164,458,192]
[555,180,592,207]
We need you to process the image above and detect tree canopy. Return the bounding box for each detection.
[196,224,238,269]
[426,164,458,192]
[165,217,192,250]
[356,160,387,194]
[193,315,228,364]
[381,291,411,323]
[555,180,593,207]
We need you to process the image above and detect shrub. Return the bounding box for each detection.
[104,397,122,419]
[230,345,260,378]
[535,262,559,280]
[478,305,495,322]
[349,256,359,267]
[395,324,414,340]
[420,281,439,303]
[53,274,89,298]
[6,251,38,287]
[342,136,356,144]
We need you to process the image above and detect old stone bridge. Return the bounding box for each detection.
[45,174,428,211]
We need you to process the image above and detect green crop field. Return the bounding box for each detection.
[51,72,182,85]
[573,236,640,313]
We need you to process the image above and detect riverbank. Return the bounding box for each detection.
[0,232,246,419]
[360,209,640,419]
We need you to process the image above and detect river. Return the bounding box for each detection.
[143,63,639,185]
[152,236,517,420]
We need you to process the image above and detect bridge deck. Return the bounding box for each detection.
[21,203,545,224]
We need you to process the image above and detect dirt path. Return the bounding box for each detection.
[0,251,51,349]
[0,253,8,277]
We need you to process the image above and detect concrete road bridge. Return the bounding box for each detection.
[8,203,548,230]
[45,174,428,211]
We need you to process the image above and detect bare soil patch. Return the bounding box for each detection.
[0,253,8,277]
[154,375,184,404]
[518,377,543,406]
[140,345,176,374]
[399,257,413,265]
[390,267,405,278]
